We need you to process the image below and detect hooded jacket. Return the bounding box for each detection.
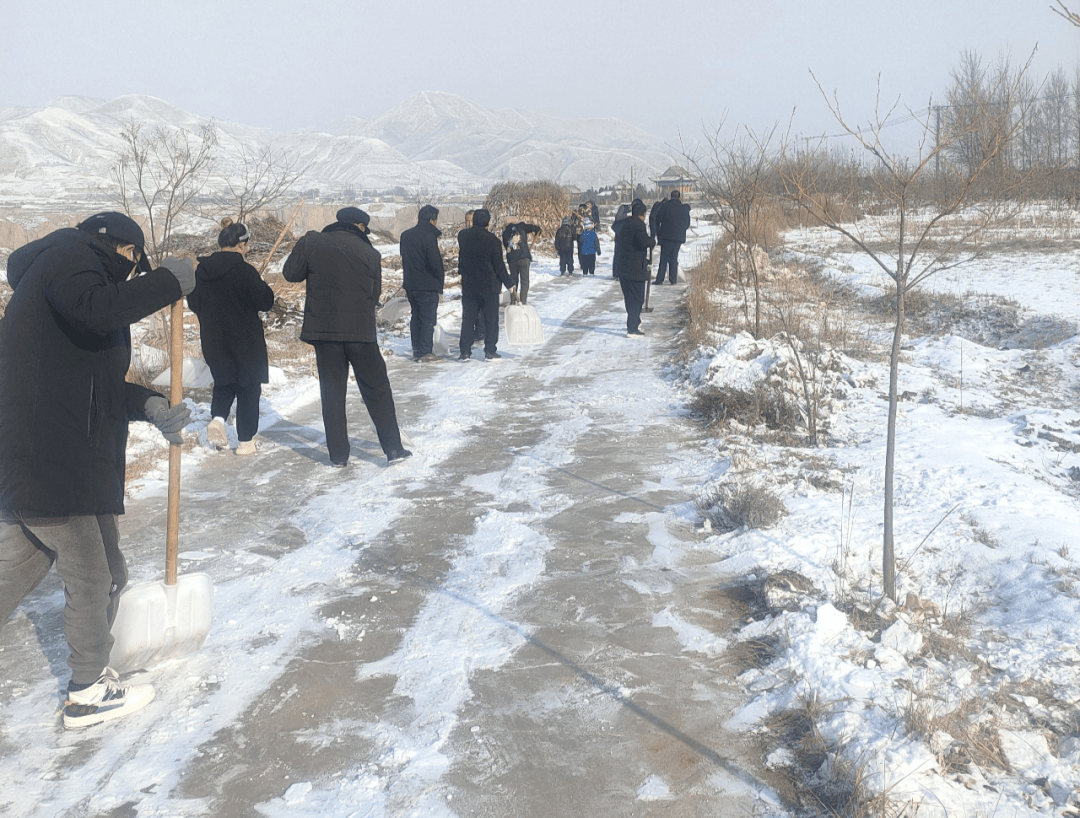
[457,225,513,294]
[400,219,445,293]
[283,222,382,343]
[612,216,655,281]
[0,228,181,514]
[187,250,275,385]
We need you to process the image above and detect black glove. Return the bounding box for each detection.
[161,256,195,296]
[144,396,191,444]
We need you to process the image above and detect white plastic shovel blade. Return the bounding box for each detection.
[505,304,545,345]
[378,297,410,323]
[108,573,214,674]
[433,322,455,356]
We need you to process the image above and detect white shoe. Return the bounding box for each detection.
[63,668,154,729]
[207,417,228,450]
[235,440,259,456]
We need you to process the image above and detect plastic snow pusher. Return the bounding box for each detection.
[504,287,544,345]
[109,294,213,674]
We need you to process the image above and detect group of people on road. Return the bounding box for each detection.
[0,190,692,730]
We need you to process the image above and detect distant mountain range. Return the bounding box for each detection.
[0,91,677,203]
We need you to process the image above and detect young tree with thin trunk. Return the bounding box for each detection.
[112,119,218,265]
[686,125,777,338]
[217,143,311,224]
[769,67,1030,600]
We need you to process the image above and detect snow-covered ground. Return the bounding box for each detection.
[687,223,1080,814]
[3,212,1080,816]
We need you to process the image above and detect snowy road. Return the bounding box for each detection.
[1,247,780,816]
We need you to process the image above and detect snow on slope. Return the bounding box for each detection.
[0,91,676,203]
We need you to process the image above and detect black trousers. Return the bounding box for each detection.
[211,382,262,442]
[312,341,402,464]
[509,258,531,303]
[558,249,575,274]
[460,290,501,357]
[407,289,440,357]
[656,240,682,284]
[620,278,646,332]
[579,253,596,275]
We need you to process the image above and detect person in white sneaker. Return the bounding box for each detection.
[0,212,193,728]
[188,219,275,455]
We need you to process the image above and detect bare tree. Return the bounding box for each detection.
[113,119,218,264]
[1052,0,1080,27]
[686,124,778,338]
[769,68,1030,600]
[216,143,311,224]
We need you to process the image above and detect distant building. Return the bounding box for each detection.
[651,166,697,200]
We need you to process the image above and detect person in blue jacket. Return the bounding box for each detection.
[577,219,601,275]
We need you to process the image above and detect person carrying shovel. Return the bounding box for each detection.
[0,212,194,728]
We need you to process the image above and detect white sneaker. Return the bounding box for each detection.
[63,668,155,729]
[206,417,228,450]
[235,440,259,456]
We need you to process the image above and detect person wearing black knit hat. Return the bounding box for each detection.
[188,219,275,455]
[0,212,194,728]
[284,207,410,467]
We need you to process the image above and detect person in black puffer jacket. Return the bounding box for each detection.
[613,200,656,336]
[284,206,410,467]
[0,212,193,728]
[400,204,445,361]
[457,208,514,361]
[188,220,275,454]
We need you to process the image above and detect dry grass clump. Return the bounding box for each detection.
[690,382,802,438]
[483,180,570,254]
[696,481,787,532]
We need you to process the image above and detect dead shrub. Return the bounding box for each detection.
[690,382,802,436]
[696,481,787,532]
[903,694,1006,774]
[483,180,570,255]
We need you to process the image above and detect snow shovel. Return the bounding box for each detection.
[378,287,410,324]
[109,295,213,674]
[504,287,544,345]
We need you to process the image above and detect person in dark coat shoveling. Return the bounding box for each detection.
[0,212,194,728]
[188,219,276,454]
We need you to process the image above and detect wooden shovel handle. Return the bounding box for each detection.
[166,298,183,585]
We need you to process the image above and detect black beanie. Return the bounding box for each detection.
[336,206,370,226]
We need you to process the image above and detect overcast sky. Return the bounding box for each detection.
[2,0,1077,154]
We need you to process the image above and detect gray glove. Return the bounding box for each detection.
[144,396,191,444]
[161,256,195,296]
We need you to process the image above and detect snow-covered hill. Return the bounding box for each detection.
[0,92,675,204]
